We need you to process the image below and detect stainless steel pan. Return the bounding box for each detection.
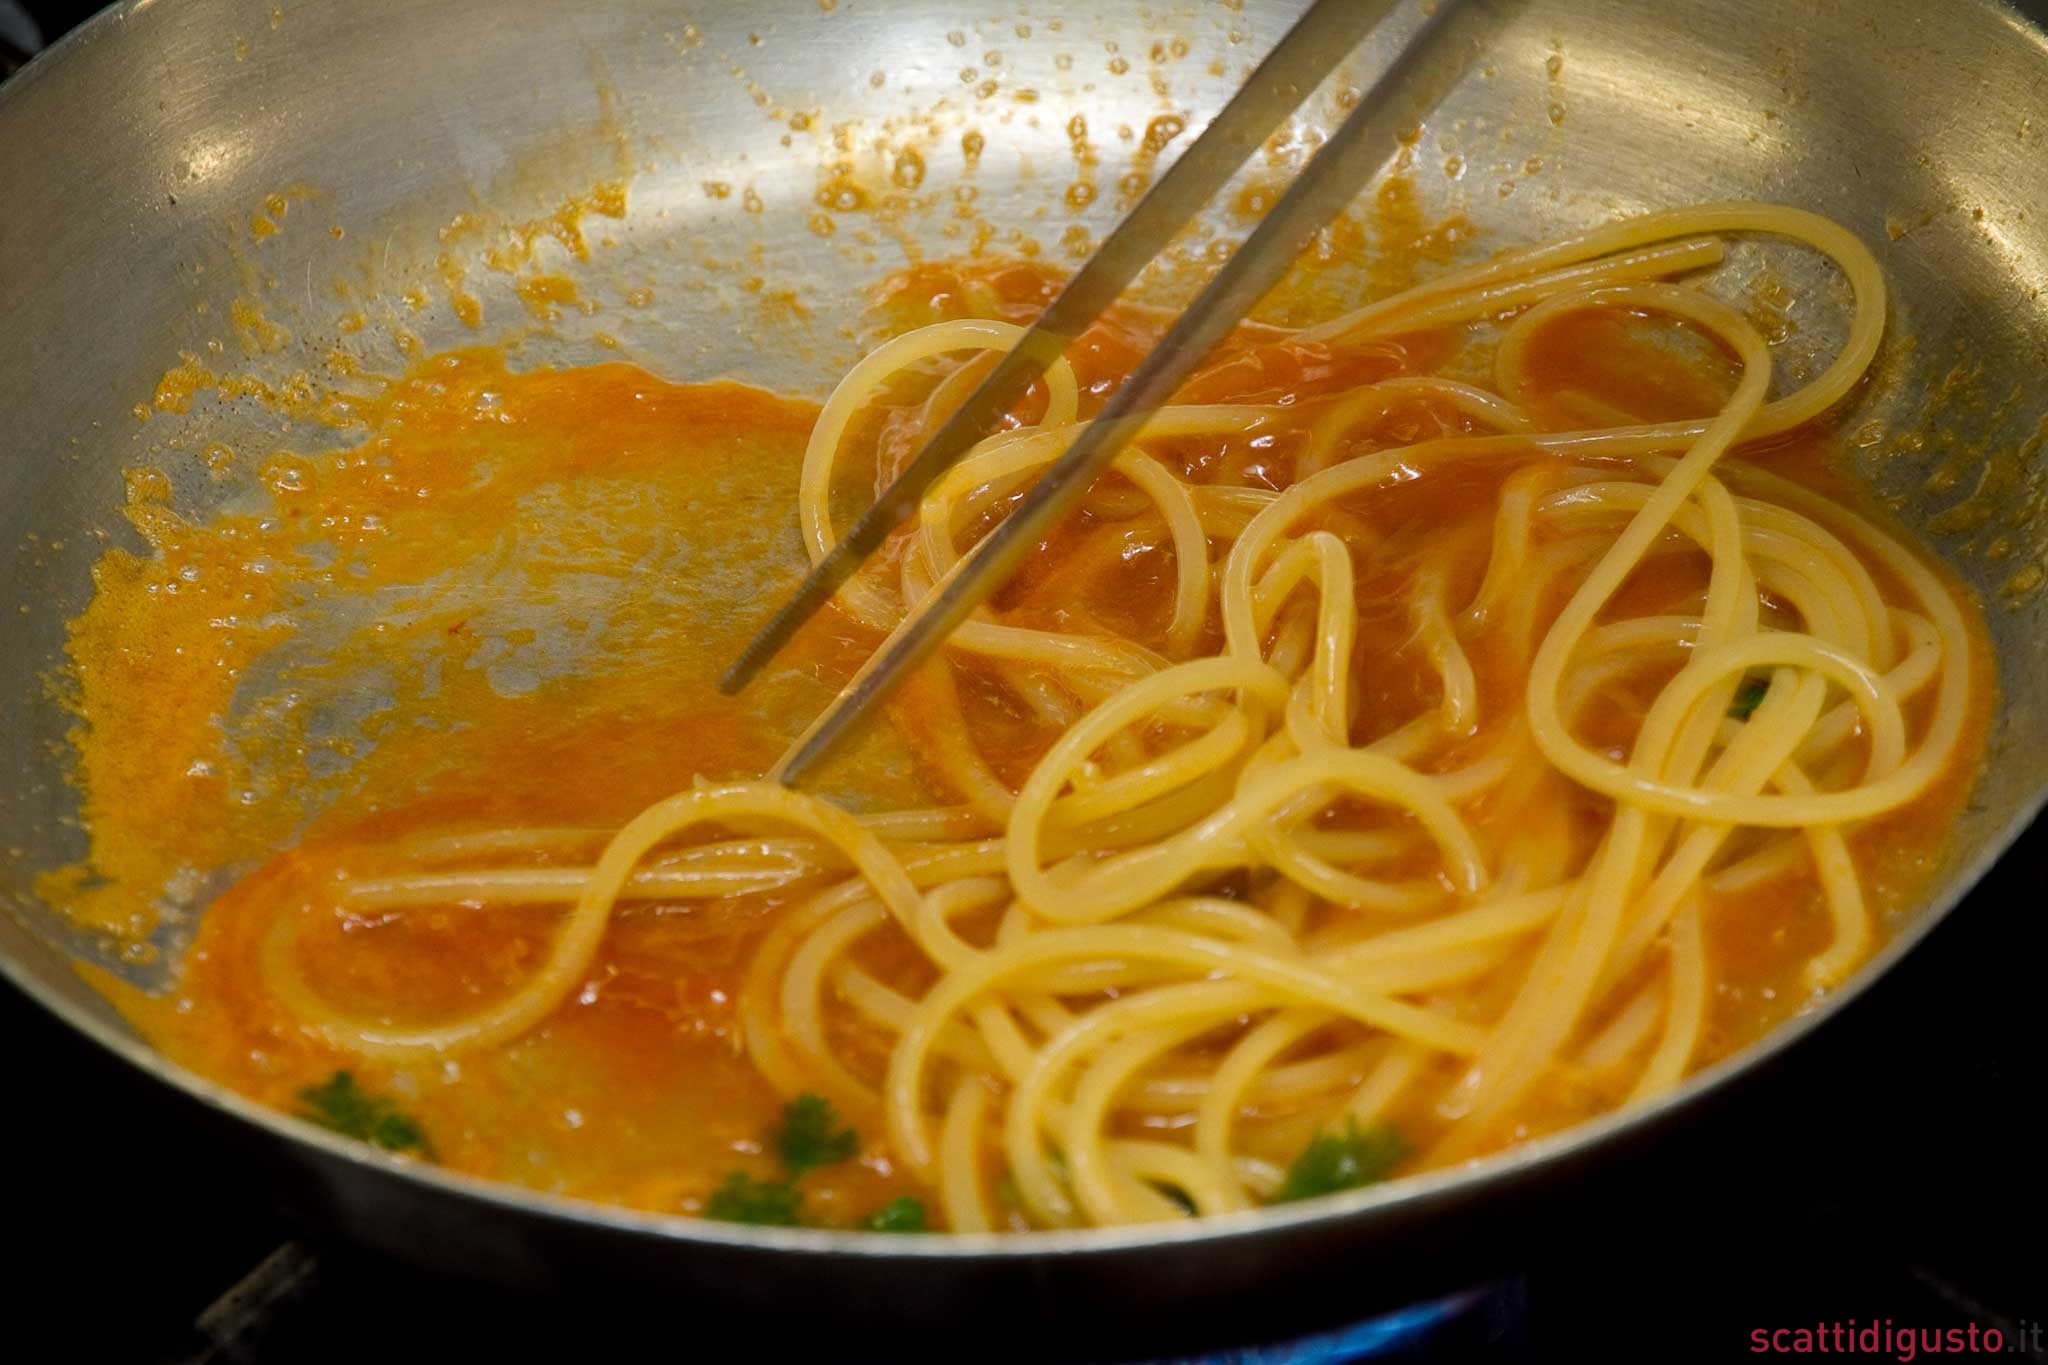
[4,0,2047,1352]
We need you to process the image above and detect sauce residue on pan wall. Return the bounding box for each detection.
[49,241,1994,1224]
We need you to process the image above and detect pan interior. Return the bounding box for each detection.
[0,0,2044,1232]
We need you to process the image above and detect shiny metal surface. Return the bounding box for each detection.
[766,0,1504,786]
[723,0,1403,698]
[3,0,2047,1344]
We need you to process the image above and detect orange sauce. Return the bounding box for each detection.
[53,259,1994,1226]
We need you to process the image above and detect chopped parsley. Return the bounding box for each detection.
[1272,1120,1407,1204]
[1728,675,1770,720]
[1155,1184,1197,1216]
[704,1172,803,1226]
[861,1196,929,1233]
[294,1071,434,1158]
[702,1094,892,1229]
[776,1093,861,1173]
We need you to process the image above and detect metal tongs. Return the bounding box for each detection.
[721,0,1508,787]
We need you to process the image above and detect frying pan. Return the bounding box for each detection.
[4,0,2047,1354]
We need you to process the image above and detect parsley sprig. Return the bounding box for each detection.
[1272,1120,1407,1204]
[861,1196,929,1233]
[777,1092,860,1173]
[294,1071,435,1159]
[702,1093,927,1233]
[1728,675,1770,720]
[705,1172,803,1226]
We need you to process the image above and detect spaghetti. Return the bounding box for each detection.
[229,204,1983,1229]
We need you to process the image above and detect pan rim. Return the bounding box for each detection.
[4,737,2039,1263]
[3,0,2046,1263]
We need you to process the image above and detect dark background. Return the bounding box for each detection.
[5,1,2044,1359]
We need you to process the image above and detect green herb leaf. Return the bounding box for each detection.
[1272,1120,1407,1204]
[1728,675,1770,720]
[776,1093,860,1173]
[1155,1184,1197,1216]
[294,1071,434,1158]
[704,1172,803,1226]
[861,1196,929,1233]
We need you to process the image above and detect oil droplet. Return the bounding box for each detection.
[1065,181,1097,209]
[1545,53,1563,77]
[1546,102,1566,126]
[199,443,234,475]
[962,130,986,165]
[807,213,837,237]
[1141,114,1187,154]
[1108,56,1129,76]
[816,172,869,212]
[626,287,655,308]
[1231,181,1276,216]
[123,467,172,505]
[1060,225,1094,257]
[946,29,966,46]
[259,454,313,494]
[742,188,764,214]
[1443,155,1466,179]
[892,148,927,190]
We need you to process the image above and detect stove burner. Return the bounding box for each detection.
[1156,1284,1522,1364]
[165,1240,1525,1365]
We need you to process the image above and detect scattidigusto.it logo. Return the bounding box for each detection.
[1750,1319,2043,1360]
